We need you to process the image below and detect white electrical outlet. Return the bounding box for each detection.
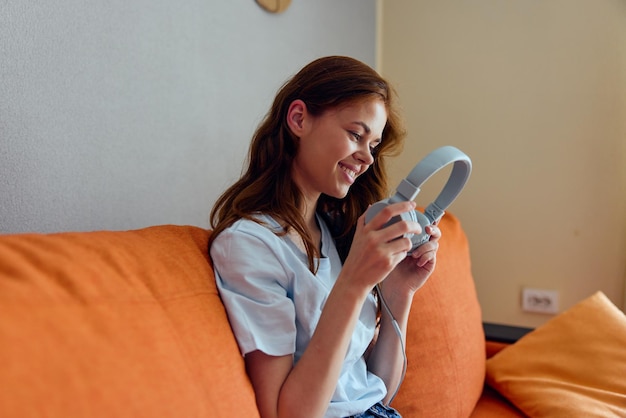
[521,288,559,314]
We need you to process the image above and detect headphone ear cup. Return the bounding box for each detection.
[409,211,432,253]
[364,201,417,240]
[363,201,388,225]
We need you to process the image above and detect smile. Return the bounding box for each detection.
[339,163,357,180]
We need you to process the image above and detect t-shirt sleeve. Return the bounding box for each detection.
[210,225,296,357]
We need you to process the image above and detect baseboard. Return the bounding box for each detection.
[483,322,533,344]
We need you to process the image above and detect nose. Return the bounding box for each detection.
[355,143,375,166]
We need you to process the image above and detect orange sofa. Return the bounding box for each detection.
[0,214,525,417]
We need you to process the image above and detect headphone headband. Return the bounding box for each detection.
[389,146,472,222]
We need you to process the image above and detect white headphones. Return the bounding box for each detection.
[364,146,472,253]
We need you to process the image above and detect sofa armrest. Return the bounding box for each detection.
[483,322,533,344]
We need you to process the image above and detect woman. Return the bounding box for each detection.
[209,56,441,418]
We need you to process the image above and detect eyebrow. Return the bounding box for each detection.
[352,121,371,134]
[352,121,383,144]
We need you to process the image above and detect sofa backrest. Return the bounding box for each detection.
[0,225,260,418]
[391,212,486,416]
[0,212,485,417]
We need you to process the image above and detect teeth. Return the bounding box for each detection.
[340,164,356,179]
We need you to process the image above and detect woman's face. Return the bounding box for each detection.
[290,98,388,203]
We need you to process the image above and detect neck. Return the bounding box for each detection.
[283,197,321,256]
[301,197,319,233]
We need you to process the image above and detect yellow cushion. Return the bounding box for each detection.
[392,213,486,416]
[0,226,259,418]
[486,291,626,417]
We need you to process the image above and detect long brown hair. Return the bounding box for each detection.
[209,56,407,272]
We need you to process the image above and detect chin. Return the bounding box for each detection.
[330,189,350,200]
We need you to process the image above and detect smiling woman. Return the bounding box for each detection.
[207,56,443,418]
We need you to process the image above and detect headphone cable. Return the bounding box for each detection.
[375,283,407,405]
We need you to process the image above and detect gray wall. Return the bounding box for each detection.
[1,0,376,233]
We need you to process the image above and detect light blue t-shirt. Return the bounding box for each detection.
[211,214,386,418]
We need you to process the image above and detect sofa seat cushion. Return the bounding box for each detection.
[391,213,486,416]
[486,291,626,417]
[0,225,259,418]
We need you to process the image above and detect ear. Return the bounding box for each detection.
[286,99,308,136]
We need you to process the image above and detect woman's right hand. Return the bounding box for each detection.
[340,201,423,290]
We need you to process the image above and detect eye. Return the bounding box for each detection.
[348,129,381,155]
[349,131,362,142]
[369,139,382,152]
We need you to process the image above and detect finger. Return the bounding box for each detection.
[410,240,439,260]
[378,220,422,245]
[413,245,438,267]
[425,225,442,241]
[385,235,414,256]
[417,252,436,268]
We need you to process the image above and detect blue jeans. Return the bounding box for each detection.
[347,402,402,418]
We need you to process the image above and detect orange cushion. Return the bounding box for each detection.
[0,226,259,418]
[486,340,509,358]
[470,385,525,417]
[486,291,626,417]
[391,213,485,416]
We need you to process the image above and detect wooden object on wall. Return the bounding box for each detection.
[255,0,291,14]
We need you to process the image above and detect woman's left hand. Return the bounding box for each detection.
[384,223,441,295]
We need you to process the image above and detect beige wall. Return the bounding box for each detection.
[378,0,626,328]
